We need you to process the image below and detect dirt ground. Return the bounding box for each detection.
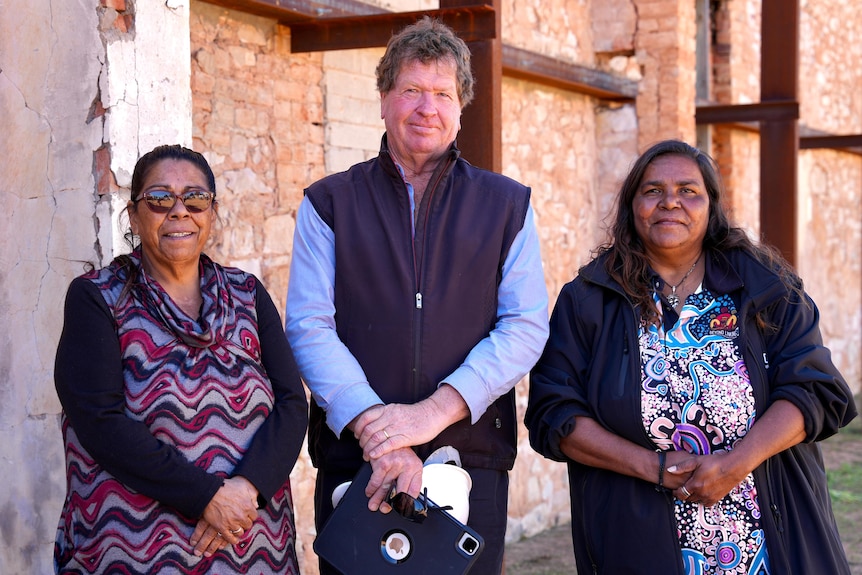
[504,408,862,575]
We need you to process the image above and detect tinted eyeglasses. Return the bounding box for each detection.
[134,189,214,213]
[387,488,428,524]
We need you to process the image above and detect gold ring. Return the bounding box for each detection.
[680,486,691,499]
[383,429,391,439]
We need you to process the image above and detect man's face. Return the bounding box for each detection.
[380,58,462,166]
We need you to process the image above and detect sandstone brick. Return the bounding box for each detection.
[101,0,126,11]
[94,145,118,196]
[113,13,133,33]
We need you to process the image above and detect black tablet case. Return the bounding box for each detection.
[313,463,485,574]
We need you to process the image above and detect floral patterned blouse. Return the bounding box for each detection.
[639,284,771,575]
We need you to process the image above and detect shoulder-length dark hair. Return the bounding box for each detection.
[598,139,800,326]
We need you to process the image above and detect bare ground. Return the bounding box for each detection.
[505,405,862,575]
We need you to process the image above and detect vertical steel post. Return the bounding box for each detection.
[441,0,501,172]
[760,0,799,266]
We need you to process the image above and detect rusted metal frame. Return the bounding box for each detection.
[200,0,635,171]
[799,134,862,153]
[760,0,799,266]
[441,0,501,172]
[201,0,637,103]
[694,115,862,157]
[502,45,637,101]
[695,101,798,124]
[198,0,385,24]
[288,6,496,52]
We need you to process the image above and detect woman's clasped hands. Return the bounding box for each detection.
[190,476,259,558]
[666,451,747,507]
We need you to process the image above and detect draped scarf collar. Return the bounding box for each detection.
[130,250,233,348]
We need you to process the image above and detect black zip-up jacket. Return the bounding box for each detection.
[305,137,531,472]
[526,248,856,574]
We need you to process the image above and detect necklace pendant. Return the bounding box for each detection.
[667,292,680,308]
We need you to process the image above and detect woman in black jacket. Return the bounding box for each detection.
[526,139,857,574]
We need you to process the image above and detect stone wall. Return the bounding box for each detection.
[633,0,699,147]
[796,2,862,390]
[502,78,600,539]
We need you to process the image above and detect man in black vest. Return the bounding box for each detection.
[286,17,549,574]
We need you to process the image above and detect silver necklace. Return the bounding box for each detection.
[662,254,701,309]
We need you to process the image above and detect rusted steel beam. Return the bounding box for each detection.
[198,0,385,24]
[800,134,862,150]
[289,6,496,52]
[695,101,798,124]
[441,0,502,173]
[502,45,637,101]
[760,0,799,266]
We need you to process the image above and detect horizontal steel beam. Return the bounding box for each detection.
[502,45,637,101]
[696,101,799,124]
[199,0,385,24]
[289,6,496,52]
[201,1,636,102]
[800,134,862,150]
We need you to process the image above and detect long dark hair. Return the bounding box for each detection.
[115,145,216,301]
[598,139,800,326]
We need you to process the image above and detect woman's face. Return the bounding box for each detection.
[632,154,710,261]
[128,158,216,278]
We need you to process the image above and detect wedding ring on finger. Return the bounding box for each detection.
[229,527,243,534]
[383,429,391,439]
[680,486,691,500]
[216,532,224,538]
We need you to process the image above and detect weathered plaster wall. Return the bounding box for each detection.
[800,0,862,135]
[0,2,103,572]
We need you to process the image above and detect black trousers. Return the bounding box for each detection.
[314,465,509,575]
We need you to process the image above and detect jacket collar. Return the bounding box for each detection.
[378,133,461,184]
[580,247,788,312]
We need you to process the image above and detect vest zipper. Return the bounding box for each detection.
[411,156,453,391]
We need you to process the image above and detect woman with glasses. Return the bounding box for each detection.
[53,144,308,574]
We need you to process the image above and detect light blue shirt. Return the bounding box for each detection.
[285,176,549,437]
